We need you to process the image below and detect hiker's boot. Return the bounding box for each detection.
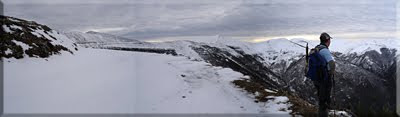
[318,108,328,117]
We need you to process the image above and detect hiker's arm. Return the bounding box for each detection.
[328,60,335,77]
[319,49,336,77]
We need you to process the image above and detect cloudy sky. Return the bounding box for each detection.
[3,0,395,4]
[3,0,397,41]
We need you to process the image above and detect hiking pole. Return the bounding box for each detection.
[288,40,311,77]
[288,40,308,49]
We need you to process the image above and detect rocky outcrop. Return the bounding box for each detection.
[0,16,77,59]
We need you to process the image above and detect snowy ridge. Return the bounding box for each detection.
[66,32,204,61]
[64,31,152,48]
[65,31,139,43]
[155,40,205,61]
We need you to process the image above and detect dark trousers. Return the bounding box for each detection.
[313,78,332,117]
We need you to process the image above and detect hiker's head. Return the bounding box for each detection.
[320,32,332,47]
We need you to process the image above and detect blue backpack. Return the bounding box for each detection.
[306,45,329,81]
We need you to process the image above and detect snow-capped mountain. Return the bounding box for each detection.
[0,16,77,59]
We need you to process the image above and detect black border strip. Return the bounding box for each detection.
[397,2,400,116]
[1,0,4,115]
[397,54,400,115]
[1,114,290,117]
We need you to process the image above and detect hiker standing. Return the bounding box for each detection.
[306,32,336,117]
[312,32,336,117]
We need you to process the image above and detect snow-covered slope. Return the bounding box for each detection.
[4,48,293,115]
[1,16,77,59]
